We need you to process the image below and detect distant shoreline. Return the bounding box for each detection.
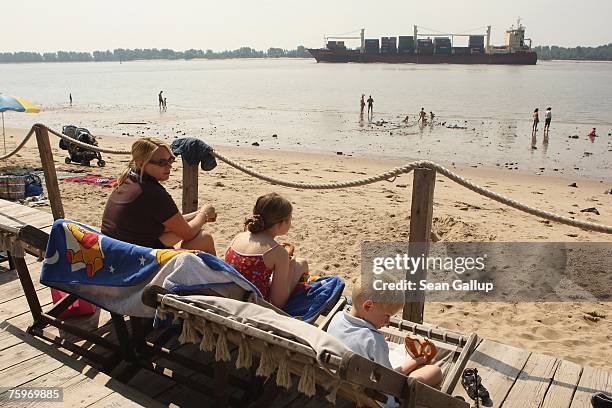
[2,57,612,64]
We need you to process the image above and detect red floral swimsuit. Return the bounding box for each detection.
[225,245,279,301]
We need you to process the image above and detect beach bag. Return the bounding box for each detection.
[0,175,26,200]
[24,173,43,197]
[50,288,97,318]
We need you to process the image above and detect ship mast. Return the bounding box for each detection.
[360,28,365,53]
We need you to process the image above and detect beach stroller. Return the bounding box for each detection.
[59,125,105,167]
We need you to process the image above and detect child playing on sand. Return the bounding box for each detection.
[225,192,308,308]
[327,280,442,389]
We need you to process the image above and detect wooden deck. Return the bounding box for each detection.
[0,199,611,407]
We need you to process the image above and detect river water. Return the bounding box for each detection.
[1,59,610,179]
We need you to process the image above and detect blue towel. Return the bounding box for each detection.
[283,276,345,322]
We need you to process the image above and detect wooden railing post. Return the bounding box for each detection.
[34,125,64,220]
[403,167,436,324]
[181,158,199,214]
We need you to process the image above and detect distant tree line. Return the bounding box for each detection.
[0,46,311,63]
[534,44,612,61]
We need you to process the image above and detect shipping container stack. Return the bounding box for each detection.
[452,47,469,55]
[416,38,434,55]
[380,37,397,54]
[398,36,415,54]
[433,37,451,55]
[468,35,485,55]
[327,41,346,50]
[364,39,380,54]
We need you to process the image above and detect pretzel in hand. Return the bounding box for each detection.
[281,242,295,257]
[405,335,438,364]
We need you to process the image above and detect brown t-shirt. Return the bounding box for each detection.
[101,173,179,248]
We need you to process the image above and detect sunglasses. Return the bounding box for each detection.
[148,157,176,167]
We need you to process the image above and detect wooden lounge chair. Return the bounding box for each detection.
[143,292,477,407]
[0,220,348,401]
[0,222,151,371]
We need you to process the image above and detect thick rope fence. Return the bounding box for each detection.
[2,124,611,234]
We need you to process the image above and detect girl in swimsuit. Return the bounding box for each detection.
[225,193,308,308]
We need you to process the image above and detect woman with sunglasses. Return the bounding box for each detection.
[101,137,216,254]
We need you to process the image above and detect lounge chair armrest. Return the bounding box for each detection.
[142,285,171,308]
[18,225,49,253]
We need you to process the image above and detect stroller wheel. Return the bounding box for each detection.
[97,160,106,167]
[65,157,71,164]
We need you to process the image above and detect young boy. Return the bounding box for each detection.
[327,281,442,387]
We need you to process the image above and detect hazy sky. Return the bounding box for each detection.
[5,0,612,52]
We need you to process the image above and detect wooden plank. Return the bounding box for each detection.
[0,353,64,389]
[87,392,160,408]
[0,205,53,229]
[441,333,480,394]
[0,329,23,351]
[155,384,217,407]
[502,352,559,408]
[403,167,436,324]
[541,359,583,408]
[35,125,65,220]
[87,371,166,408]
[0,341,45,370]
[0,262,45,304]
[0,365,83,407]
[0,285,51,322]
[124,366,177,398]
[316,297,346,331]
[569,365,612,408]
[450,339,530,408]
[182,160,199,214]
[0,326,155,407]
[29,373,113,407]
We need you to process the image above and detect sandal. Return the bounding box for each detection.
[462,368,490,402]
[592,392,612,408]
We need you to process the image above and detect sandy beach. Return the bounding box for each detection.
[1,124,611,370]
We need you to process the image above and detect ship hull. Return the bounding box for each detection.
[307,49,537,65]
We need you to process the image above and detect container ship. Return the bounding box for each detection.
[308,20,537,65]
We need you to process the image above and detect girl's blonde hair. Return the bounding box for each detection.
[116,137,173,186]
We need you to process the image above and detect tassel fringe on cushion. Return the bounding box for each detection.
[235,334,253,369]
[297,360,316,397]
[276,351,292,389]
[256,343,276,378]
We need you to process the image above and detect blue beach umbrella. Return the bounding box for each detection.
[0,93,41,153]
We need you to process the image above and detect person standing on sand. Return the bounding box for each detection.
[360,94,365,115]
[532,108,539,132]
[163,97,167,111]
[158,91,164,109]
[543,107,552,132]
[69,93,72,107]
[367,95,374,117]
[430,111,435,123]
